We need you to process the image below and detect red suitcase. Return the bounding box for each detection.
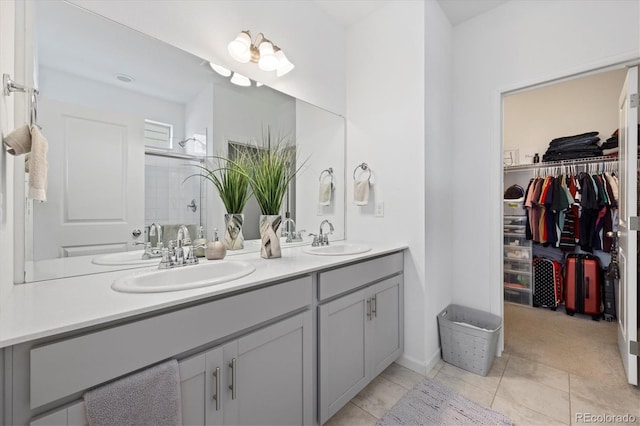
[565,253,602,320]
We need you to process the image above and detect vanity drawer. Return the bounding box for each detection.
[29,276,312,409]
[318,252,403,301]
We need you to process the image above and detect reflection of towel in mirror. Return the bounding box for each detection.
[354,179,369,206]
[84,359,182,426]
[319,182,332,206]
[28,126,48,202]
[3,124,48,202]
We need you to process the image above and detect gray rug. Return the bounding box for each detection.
[377,378,512,426]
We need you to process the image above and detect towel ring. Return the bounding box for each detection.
[353,162,371,181]
[319,167,334,182]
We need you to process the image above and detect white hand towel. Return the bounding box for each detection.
[3,124,48,202]
[3,124,32,155]
[319,182,332,206]
[28,126,48,202]
[354,179,369,206]
[84,359,182,426]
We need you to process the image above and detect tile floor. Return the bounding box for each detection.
[325,303,640,426]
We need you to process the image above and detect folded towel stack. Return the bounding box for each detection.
[3,124,48,202]
[83,359,182,426]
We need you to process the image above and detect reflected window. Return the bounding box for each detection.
[144,119,174,149]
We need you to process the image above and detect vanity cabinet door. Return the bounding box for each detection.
[224,311,313,426]
[319,288,370,424]
[179,347,225,426]
[29,401,87,426]
[369,276,404,378]
[319,274,404,424]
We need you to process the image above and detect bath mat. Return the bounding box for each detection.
[376,377,512,426]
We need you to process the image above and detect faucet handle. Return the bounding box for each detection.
[309,233,320,247]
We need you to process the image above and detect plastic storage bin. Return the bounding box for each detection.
[437,304,502,376]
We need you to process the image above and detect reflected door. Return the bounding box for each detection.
[617,66,638,386]
[33,98,144,259]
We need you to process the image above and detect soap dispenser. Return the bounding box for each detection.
[205,228,227,260]
[193,226,207,258]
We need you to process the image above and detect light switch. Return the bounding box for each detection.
[375,201,384,217]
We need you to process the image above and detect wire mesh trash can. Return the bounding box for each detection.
[437,304,502,376]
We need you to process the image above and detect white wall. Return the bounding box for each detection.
[424,0,454,371]
[504,68,627,162]
[347,0,450,374]
[40,67,186,140]
[70,0,347,116]
[451,0,640,317]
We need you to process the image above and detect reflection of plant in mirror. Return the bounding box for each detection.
[241,127,307,215]
[188,154,252,214]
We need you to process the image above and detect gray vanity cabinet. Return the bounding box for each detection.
[179,311,313,426]
[318,252,404,425]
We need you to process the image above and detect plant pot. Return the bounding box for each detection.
[259,214,282,259]
[224,213,245,250]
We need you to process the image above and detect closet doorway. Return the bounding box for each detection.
[501,65,639,386]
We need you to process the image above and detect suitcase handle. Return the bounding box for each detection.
[585,276,590,299]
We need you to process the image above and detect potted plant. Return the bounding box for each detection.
[192,153,252,250]
[240,128,305,259]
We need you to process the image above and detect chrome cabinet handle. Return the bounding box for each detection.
[372,294,377,318]
[366,298,372,320]
[229,358,237,400]
[212,367,221,410]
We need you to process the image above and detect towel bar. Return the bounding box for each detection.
[353,162,371,181]
[3,73,41,129]
[319,167,334,182]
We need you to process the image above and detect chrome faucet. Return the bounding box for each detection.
[311,220,334,246]
[177,225,192,246]
[281,217,305,243]
[156,225,195,269]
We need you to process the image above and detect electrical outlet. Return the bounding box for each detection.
[375,201,384,217]
[317,204,324,216]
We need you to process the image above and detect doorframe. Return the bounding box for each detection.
[495,54,640,355]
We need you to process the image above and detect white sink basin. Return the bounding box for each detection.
[111,261,256,293]
[92,250,160,266]
[303,243,371,256]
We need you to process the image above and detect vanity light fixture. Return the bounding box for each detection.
[230,72,251,87]
[209,62,231,77]
[227,30,295,76]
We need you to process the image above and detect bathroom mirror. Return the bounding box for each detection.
[18,0,345,282]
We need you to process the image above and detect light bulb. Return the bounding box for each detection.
[230,72,251,87]
[275,50,295,77]
[228,31,251,63]
[258,41,278,71]
[209,62,231,77]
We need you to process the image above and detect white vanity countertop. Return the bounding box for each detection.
[0,242,407,348]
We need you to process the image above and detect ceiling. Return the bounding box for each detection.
[313,0,508,27]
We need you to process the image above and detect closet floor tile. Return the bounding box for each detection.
[491,395,569,426]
